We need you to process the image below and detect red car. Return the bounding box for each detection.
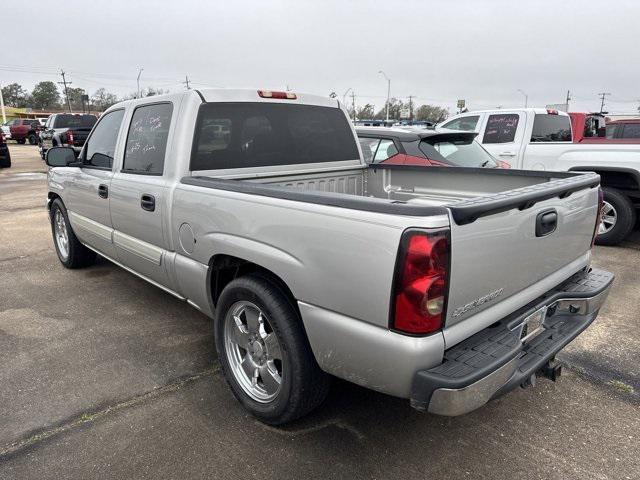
[9,118,42,145]
[356,127,504,168]
[569,112,640,144]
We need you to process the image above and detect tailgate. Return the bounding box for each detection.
[443,173,600,343]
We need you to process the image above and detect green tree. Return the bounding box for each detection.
[1,83,29,107]
[374,98,405,120]
[65,87,87,110]
[414,104,449,123]
[31,81,60,110]
[91,88,118,111]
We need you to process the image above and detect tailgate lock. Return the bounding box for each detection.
[535,209,558,237]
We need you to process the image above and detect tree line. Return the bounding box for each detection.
[1,81,167,112]
[349,98,449,123]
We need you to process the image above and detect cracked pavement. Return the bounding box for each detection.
[1,144,638,479]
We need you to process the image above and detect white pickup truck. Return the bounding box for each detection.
[438,108,640,245]
[44,90,613,424]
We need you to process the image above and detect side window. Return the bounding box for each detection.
[621,123,640,139]
[530,114,572,142]
[372,139,398,163]
[483,114,519,144]
[358,137,381,164]
[84,109,125,168]
[123,103,173,175]
[441,115,480,131]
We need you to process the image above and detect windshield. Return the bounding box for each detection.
[53,114,97,129]
[420,137,498,168]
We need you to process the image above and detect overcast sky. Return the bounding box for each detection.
[2,0,638,114]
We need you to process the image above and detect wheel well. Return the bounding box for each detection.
[573,169,640,191]
[47,192,61,214]
[208,254,298,312]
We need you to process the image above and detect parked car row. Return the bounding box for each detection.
[43,88,613,425]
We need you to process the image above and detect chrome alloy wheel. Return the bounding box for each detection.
[223,301,283,402]
[598,200,617,235]
[54,209,69,260]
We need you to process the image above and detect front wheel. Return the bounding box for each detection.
[595,188,636,246]
[16,138,26,144]
[215,274,330,425]
[49,199,96,268]
[28,133,37,145]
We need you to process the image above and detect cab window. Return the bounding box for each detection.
[441,115,480,131]
[83,109,125,168]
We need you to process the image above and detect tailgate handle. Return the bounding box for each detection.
[536,209,557,237]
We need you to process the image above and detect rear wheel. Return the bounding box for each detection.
[16,138,26,144]
[595,188,636,246]
[49,199,96,268]
[215,274,330,425]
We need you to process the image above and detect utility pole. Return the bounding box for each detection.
[351,90,356,122]
[379,71,390,123]
[182,75,191,90]
[0,82,6,124]
[598,92,611,113]
[58,70,72,112]
[565,90,571,111]
[410,95,415,121]
[136,68,144,99]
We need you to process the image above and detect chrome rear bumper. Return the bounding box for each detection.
[411,268,614,416]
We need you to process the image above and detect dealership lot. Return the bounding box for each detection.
[1,145,638,479]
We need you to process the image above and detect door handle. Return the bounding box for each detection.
[140,194,156,212]
[499,151,517,157]
[98,184,108,199]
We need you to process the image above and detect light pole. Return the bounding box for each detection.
[379,70,390,122]
[342,87,353,106]
[137,68,144,99]
[517,89,528,108]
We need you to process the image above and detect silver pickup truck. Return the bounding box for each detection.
[45,89,614,425]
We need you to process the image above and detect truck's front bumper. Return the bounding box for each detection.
[411,268,614,416]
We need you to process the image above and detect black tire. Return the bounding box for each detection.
[27,133,37,145]
[49,198,96,268]
[215,274,330,425]
[595,188,636,246]
[0,151,10,168]
[16,138,26,144]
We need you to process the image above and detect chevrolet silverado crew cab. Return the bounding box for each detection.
[438,108,640,245]
[45,89,613,425]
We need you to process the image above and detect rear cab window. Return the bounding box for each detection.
[191,103,359,171]
[53,114,97,129]
[530,114,572,142]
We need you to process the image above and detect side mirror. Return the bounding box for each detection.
[46,146,77,167]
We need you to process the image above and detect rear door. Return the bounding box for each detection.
[64,109,126,258]
[477,111,526,167]
[521,112,573,170]
[109,101,176,289]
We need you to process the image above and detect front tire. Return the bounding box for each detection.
[595,188,636,246]
[28,133,37,145]
[215,274,330,425]
[49,199,96,268]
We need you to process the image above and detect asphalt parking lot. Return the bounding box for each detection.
[1,144,638,480]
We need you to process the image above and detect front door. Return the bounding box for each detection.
[109,102,175,289]
[64,109,126,258]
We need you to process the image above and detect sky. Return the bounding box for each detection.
[1,0,639,114]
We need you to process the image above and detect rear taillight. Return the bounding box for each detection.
[591,187,604,247]
[66,130,75,145]
[257,90,297,100]
[391,229,450,335]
